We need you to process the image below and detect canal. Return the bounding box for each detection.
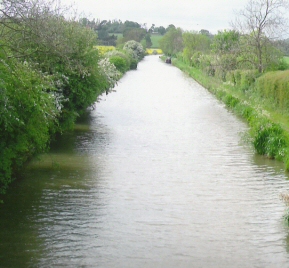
[1,55,289,267]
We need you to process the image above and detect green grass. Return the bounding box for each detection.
[150,34,163,48]
[283,56,289,65]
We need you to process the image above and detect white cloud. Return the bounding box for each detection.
[61,0,245,33]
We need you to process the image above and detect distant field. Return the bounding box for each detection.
[109,33,163,48]
[150,34,163,48]
[146,48,163,55]
[111,33,163,48]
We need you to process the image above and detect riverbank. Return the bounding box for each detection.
[0,39,146,197]
[170,57,289,171]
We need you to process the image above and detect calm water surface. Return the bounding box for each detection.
[1,56,289,267]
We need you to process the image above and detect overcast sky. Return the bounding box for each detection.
[62,0,246,33]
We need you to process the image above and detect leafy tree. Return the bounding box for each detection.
[166,24,176,32]
[149,24,155,33]
[211,30,241,78]
[0,52,59,194]
[182,31,211,64]
[155,26,166,35]
[232,0,289,72]
[123,40,145,68]
[123,40,145,60]
[0,0,116,193]
[144,33,152,48]
[124,20,141,28]
[123,28,146,42]
[199,29,213,38]
[212,30,240,54]
[159,27,183,56]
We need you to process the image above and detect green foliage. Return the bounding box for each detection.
[109,56,129,73]
[237,70,258,90]
[199,54,215,76]
[191,52,202,67]
[0,1,130,194]
[98,58,121,91]
[104,49,132,71]
[150,34,163,48]
[252,121,288,160]
[182,31,211,64]
[123,40,145,64]
[211,30,240,53]
[123,28,146,43]
[0,55,59,194]
[255,70,289,112]
[226,69,258,90]
[277,58,289,70]
[159,27,183,56]
[223,94,240,108]
[144,33,152,48]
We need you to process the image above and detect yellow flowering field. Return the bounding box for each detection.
[146,48,163,55]
[95,46,115,54]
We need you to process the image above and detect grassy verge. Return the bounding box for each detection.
[172,57,289,170]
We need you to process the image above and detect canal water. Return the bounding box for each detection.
[1,55,289,267]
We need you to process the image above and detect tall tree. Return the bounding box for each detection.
[232,0,289,72]
[159,27,183,56]
[182,31,211,63]
[123,28,146,43]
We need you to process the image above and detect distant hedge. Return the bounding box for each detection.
[255,70,289,112]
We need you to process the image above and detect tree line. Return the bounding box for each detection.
[0,0,146,195]
[79,18,172,47]
[160,0,289,75]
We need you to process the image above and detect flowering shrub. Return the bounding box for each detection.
[98,58,121,91]
[123,40,145,61]
[0,57,59,194]
[104,50,130,73]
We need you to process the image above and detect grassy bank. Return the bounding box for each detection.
[172,57,289,170]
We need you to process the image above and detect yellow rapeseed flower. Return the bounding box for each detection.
[146,48,163,55]
[95,46,116,54]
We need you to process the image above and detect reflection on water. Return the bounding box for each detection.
[1,56,289,267]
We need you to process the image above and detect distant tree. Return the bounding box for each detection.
[149,24,155,33]
[79,17,89,27]
[211,30,241,76]
[232,0,289,72]
[123,28,146,42]
[211,30,240,54]
[199,29,211,37]
[166,24,176,32]
[123,40,145,68]
[182,31,211,63]
[159,27,183,56]
[124,20,141,28]
[144,33,152,48]
[157,26,166,35]
[98,28,110,40]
